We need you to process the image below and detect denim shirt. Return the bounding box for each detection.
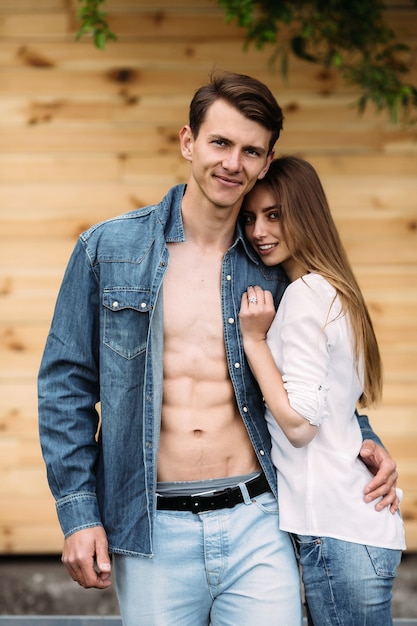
[38,184,379,557]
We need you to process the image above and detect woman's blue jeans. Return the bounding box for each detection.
[295,535,402,626]
[113,491,303,626]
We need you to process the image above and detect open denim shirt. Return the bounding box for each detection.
[38,184,379,557]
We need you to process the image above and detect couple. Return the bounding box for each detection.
[38,71,405,625]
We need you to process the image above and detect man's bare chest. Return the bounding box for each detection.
[164,243,224,339]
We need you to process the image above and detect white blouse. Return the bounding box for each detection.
[266,273,406,549]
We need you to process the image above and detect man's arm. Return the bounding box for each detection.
[356,411,399,514]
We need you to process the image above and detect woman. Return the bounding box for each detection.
[239,156,406,626]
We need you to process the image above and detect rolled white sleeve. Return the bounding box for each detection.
[267,275,342,427]
[283,377,328,426]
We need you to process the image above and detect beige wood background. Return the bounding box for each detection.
[0,0,416,554]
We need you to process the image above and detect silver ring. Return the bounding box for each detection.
[248,296,258,304]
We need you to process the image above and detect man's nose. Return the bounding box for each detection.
[222,148,242,172]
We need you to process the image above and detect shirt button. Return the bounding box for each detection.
[140,302,147,309]
[228,317,234,324]
[242,406,248,413]
[112,301,119,308]
[259,449,265,456]
[226,275,232,281]
[234,362,240,369]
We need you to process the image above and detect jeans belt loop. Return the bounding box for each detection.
[238,481,252,505]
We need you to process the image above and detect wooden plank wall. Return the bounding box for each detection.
[0,0,416,553]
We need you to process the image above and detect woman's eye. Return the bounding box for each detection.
[242,214,255,224]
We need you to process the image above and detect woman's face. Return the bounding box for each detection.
[242,184,304,282]
[241,184,292,266]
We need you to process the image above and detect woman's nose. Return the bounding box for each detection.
[252,218,267,239]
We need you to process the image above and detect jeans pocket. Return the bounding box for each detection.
[251,492,279,515]
[365,545,402,578]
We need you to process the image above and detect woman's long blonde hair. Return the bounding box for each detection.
[254,156,382,407]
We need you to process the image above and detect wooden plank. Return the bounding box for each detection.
[308,154,417,177]
[0,13,68,37]
[103,0,229,10]
[381,383,417,404]
[0,183,179,215]
[0,40,274,69]
[366,408,417,437]
[0,381,39,432]
[0,67,351,99]
[403,517,417,549]
[0,1,63,9]
[0,153,122,182]
[0,524,62,554]
[0,436,45,468]
[105,13,245,39]
[403,522,417,551]
[0,326,46,379]
[0,239,75,271]
[0,153,188,184]
[325,178,417,211]
[0,493,58,524]
[0,468,50,497]
[0,289,55,322]
[355,266,417,289]
[0,125,185,153]
[334,213,417,239]
[344,239,417,264]
[373,326,417,346]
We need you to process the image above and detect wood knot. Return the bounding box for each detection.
[17,46,55,68]
[108,68,137,84]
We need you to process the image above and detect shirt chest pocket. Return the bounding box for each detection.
[103,288,152,359]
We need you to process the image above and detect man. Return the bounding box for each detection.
[38,72,398,626]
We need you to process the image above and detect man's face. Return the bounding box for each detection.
[180,99,274,212]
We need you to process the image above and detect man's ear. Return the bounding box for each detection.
[179,125,193,162]
[257,150,274,180]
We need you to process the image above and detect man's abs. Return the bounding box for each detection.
[160,241,260,482]
[158,377,260,481]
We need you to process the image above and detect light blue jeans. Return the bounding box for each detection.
[113,491,303,626]
[295,535,402,626]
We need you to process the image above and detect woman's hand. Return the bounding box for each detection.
[239,285,276,345]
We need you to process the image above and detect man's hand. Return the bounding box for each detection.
[62,526,112,589]
[360,439,399,514]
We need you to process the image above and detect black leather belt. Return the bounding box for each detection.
[156,473,271,514]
